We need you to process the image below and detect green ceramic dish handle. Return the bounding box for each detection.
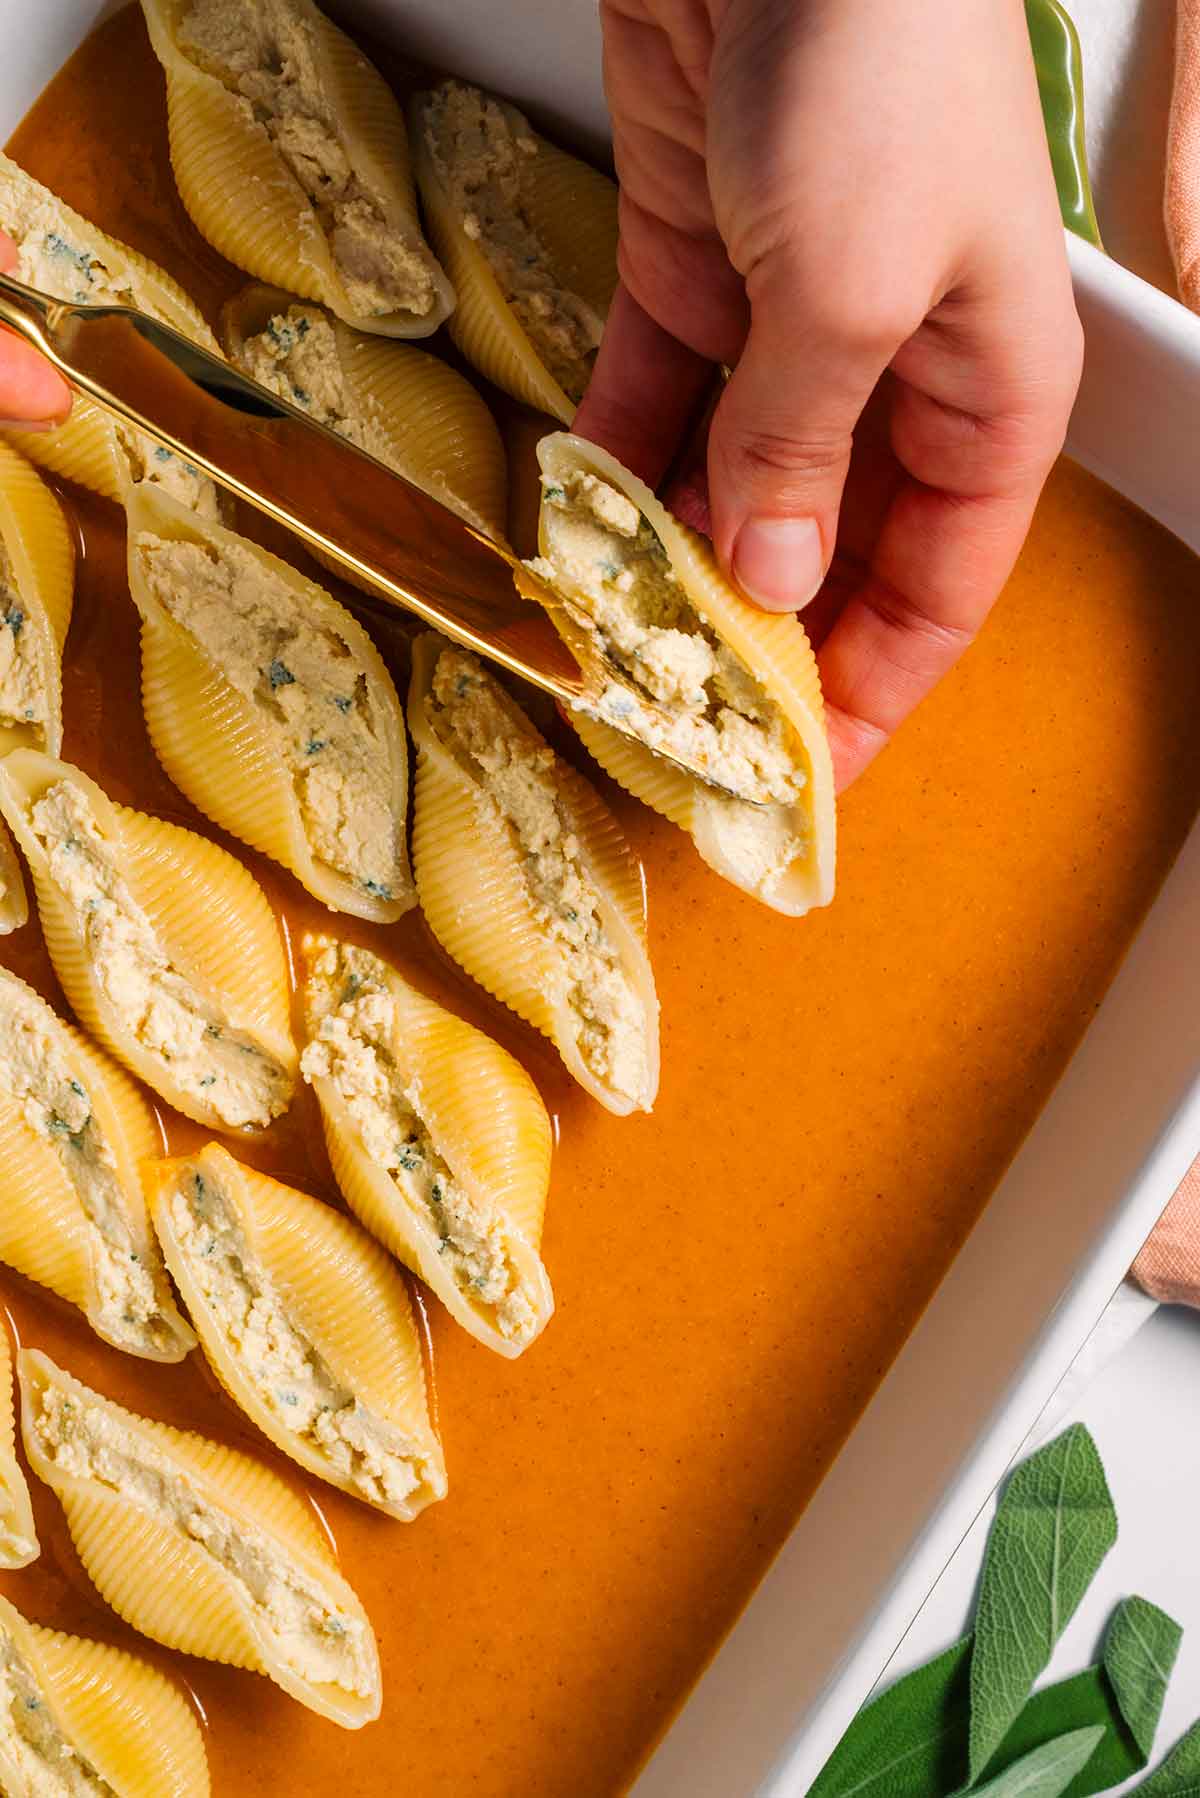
[1026,0,1103,248]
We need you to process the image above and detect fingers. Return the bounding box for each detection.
[706,248,905,613]
[0,232,71,428]
[573,279,713,490]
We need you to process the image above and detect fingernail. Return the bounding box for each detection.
[731,515,825,612]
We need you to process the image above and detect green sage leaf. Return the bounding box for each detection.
[968,1426,1117,1779]
[1135,1720,1200,1794]
[1106,1597,1183,1760]
[808,1636,972,1797]
[972,1728,1105,1798]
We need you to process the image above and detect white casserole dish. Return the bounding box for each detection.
[0,3,1195,1792]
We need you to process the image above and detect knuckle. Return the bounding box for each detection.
[724,426,848,486]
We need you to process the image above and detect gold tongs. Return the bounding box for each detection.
[0,272,750,800]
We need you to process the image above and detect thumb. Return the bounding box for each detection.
[707,254,896,612]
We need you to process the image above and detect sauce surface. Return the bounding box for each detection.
[2,10,1200,1796]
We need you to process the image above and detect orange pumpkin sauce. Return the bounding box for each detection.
[0,8,1198,1795]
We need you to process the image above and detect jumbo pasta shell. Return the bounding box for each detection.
[147,1143,446,1516]
[224,285,508,543]
[410,83,617,421]
[0,442,74,757]
[0,967,193,1361]
[140,0,453,337]
[126,483,414,920]
[300,934,554,1356]
[19,1349,381,1728]
[0,815,26,935]
[526,433,837,915]
[0,751,296,1131]
[0,154,222,511]
[0,1326,36,1567]
[0,1591,209,1798]
[408,635,659,1116]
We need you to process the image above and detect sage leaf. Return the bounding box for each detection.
[808,1636,972,1797]
[973,1669,1136,1796]
[1135,1720,1200,1794]
[1105,1597,1183,1759]
[968,1426,1117,1779]
[971,1728,1105,1798]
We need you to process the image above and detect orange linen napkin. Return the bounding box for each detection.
[1166,0,1200,308]
[1131,1156,1200,1304]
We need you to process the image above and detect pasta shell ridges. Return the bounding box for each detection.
[0,443,74,762]
[1,396,125,503]
[0,815,26,934]
[339,332,508,542]
[536,434,837,915]
[410,109,574,422]
[147,1146,446,1517]
[516,134,618,316]
[165,74,327,305]
[15,1601,211,1798]
[0,1330,37,1568]
[19,1350,379,1725]
[570,709,699,830]
[127,484,415,922]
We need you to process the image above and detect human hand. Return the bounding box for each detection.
[0,232,71,431]
[575,0,1084,788]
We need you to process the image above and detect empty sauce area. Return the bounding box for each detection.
[420,80,602,400]
[423,646,649,1107]
[132,530,402,902]
[177,0,435,319]
[28,781,289,1128]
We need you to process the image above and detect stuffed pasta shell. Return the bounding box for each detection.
[408,636,659,1115]
[224,287,508,542]
[146,1143,446,1517]
[300,936,554,1356]
[140,0,453,337]
[411,80,618,421]
[0,1327,36,1568]
[0,443,74,759]
[0,817,26,936]
[0,752,296,1131]
[0,155,222,515]
[521,434,838,916]
[19,1350,381,1727]
[126,484,414,920]
[0,968,193,1362]
[0,1591,210,1798]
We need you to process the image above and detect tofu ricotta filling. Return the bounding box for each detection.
[0,1633,114,1798]
[178,0,437,320]
[301,941,539,1343]
[133,530,402,902]
[232,305,387,457]
[532,472,808,812]
[0,544,47,737]
[0,975,181,1358]
[421,81,604,402]
[0,176,219,518]
[28,1383,375,1698]
[164,1161,432,1508]
[28,781,291,1129]
[423,648,649,1105]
